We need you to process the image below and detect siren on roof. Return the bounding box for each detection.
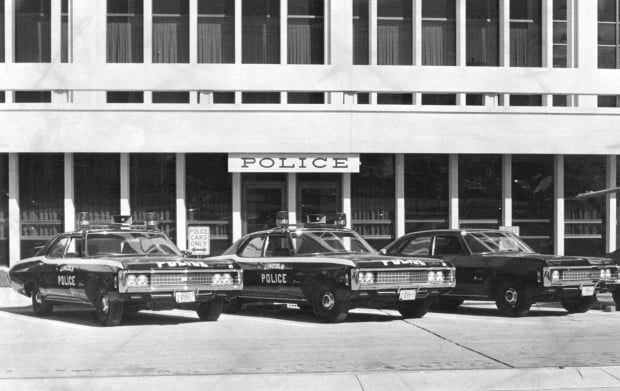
[276,211,289,227]
[113,215,132,225]
[145,212,158,230]
[77,212,90,228]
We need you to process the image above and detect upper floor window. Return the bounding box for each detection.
[153,0,189,63]
[353,0,369,64]
[510,0,541,67]
[466,0,498,66]
[242,0,280,64]
[378,0,412,65]
[288,0,324,64]
[107,0,144,63]
[198,0,235,63]
[422,0,455,66]
[553,0,567,67]
[15,0,51,63]
[598,0,619,68]
[1,0,5,62]
[61,0,69,62]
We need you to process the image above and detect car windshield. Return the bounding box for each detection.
[85,232,182,257]
[293,230,376,255]
[463,231,535,254]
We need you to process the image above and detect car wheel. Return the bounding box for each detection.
[223,298,243,314]
[95,287,123,327]
[494,280,532,317]
[613,290,620,306]
[560,296,596,313]
[312,284,349,323]
[434,297,464,312]
[399,299,431,319]
[31,286,53,316]
[197,299,224,321]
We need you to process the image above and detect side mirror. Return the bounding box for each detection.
[182,250,193,257]
[378,249,387,255]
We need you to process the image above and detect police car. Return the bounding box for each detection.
[212,212,455,323]
[8,213,242,326]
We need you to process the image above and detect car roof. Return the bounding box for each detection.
[248,225,353,236]
[403,228,506,236]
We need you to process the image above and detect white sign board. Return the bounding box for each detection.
[228,154,360,173]
[188,226,210,255]
[499,226,520,236]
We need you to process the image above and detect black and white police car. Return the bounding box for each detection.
[211,212,455,323]
[8,213,242,326]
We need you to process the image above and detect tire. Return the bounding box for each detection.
[399,299,431,319]
[434,297,464,312]
[197,299,224,321]
[95,286,123,327]
[613,290,620,306]
[312,284,349,323]
[31,286,53,316]
[560,296,596,314]
[494,280,533,317]
[223,298,243,314]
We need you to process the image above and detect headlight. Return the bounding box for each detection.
[428,271,436,282]
[359,272,374,284]
[551,270,560,282]
[212,273,233,285]
[136,274,149,286]
[435,271,444,283]
[126,275,137,286]
[604,269,612,279]
[222,273,232,284]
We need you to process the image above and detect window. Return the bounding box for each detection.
[553,0,567,67]
[0,155,8,267]
[353,0,369,64]
[15,0,51,62]
[65,237,84,258]
[242,92,281,103]
[61,0,69,62]
[510,0,542,67]
[153,0,189,63]
[288,92,324,104]
[0,0,5,63]
[553,95,568,106]
[433,235,465,256]
[405,155,449,232]
[265,235,292,256]
[466,94,484,105]
[288,0,324,64]
[198,0,235,63]
[74,154,120,225]
[466,0,498,66]
[107,0,143,63]
[106,91,144,103]
[599,0,619,68]
[396,236,431,256]
[510,94,542,106]
[242,0,280,64]
[14,91,51,103]
[48,236,69,258]
[422,0,455,66]
[378,0,412,65]
[599,95,620,107]
[356,93,370,104]
[213,91,235,103]
[422,94,456,105]
[240,235,266,257]
[152,91,190,103]
[377,93,412,105]
[459,155,501,228]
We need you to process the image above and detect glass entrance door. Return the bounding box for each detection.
[297,174,341,224]
[242,174,287,234]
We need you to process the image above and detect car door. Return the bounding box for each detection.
[39,235,71,301]
[263,233,301,300]
[63,235,90,303]
[236,234,272,298]
[431,234,484,297]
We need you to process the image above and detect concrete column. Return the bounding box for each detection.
[456,0,465,67]
[606,156,617,253]
[369,0,377,65]
[64,153,75,232]
[499,0,510,67]
[330,92,345,104]
[120,153,130,215]
[8,154,20,265]
[413,0,421,65]
[542,0,552,68]
[395,154,405,238]
[574,0,597,108]
[342,173,352,229]
[144,0,153,63]
[448,154,459,229]
[330,0,352,67]
[287,173,297,225]
[176,154,187,250]
[235,0,242,64]
[502,154,512,227]
[51,0,62,63]
[4,0,13,62]
[189,0,197,64]
[232,172,242,240]
[324,0,331,64]
[554,155,565,256]
[280,0,287,64]
[567,0,575,68]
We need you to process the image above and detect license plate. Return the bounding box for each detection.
[580,286,595,296]
[399,289,417,301]
[175,291,196,303]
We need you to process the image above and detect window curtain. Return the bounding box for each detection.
[61,16,67,62]
[0,11,4,62]
[422,21,455,65]
[153,16,189,63]
[510,24,528,66]
[288,18,323,64]
[466,21,498,66]
[353,17,369,65]
[107,18,140,63]
[198,16,234,63]
[15,14,51,62]
[242,15,279,63]
[377,20,411,65]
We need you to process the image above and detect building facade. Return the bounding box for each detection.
[1,0,620,266]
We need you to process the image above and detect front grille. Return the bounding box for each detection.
[150,272,239,287]
[560,268,618,281]
[375,270,450,284]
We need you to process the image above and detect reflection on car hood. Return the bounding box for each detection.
[107,256,239,270]
[322,253,451,268]
[482,252,615,267]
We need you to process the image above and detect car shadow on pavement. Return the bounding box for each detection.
[430,301,570,318]
[225,305,403,324]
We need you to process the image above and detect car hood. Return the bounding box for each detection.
[100,256,239,271]
[483,252,615,267]
[321,253,451,268]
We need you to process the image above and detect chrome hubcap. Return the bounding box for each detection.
[504,288,518,305]
[100,295,109,314]
[321,292,335,310]
[35,291,42,305]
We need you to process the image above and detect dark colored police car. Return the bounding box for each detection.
[8,214,242,326]
[381,229,619,316]
[211,212,455,323]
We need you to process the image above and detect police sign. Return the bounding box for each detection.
[188,226,210,255]
[228,154,360,173]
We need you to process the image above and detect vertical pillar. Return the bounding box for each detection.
[189,0,197,64]
[5,0,13,62]
[395,154,405,238]
[235,0,242,64]
[342,173,352,229]
[232,172,242,241]
[176,154,187,250]
[456,0,466,67]
[448,154,459,229]
[8,154,20,266]
[574,0,597,108]
[499,0,510,104]
[280,0,287,64]
[64,153,75,232]
[542,0,553,105]
[330,0,352,67]
[369,0,377,65]
[502,154,512,227]
[144,0,153,63]
[120,153,131,215]
[606,155,617,253]
[51,0,62,63]
[287,173,297,225]
[566,0,575,106]
[413,0,421,65]
[554,155,565,256]
[324,0,331,64]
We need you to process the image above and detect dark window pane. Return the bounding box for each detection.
[74,154,120,224]
[242,0,280,63]
[378,0,412,65]
[357,92,370,104]
[598,0,616,22]
[553,45,567,67]
[459,155,501,224]
[242,92,281,103]
[510,0,542,67]
[422,94,456,105]
[288,0,324,64]
[598,23,616,45]
[598,95,620,107]
[61,0,68,62]
[1,0,5,62]
[598,46,616,68]
[466,0,499,66]
[553,21,567,43]
[14,91,51,103]
[377,93,412,105]
[0,155,7,266]
[553,0,567,20]
[15,0,51,62]
[198,0,235,63]
[353,0,369,64]
[152,91,190,103]
[553,94,568,106]
[106,91,144,103]
[466,94,483,105]
[510,94,542,106]
[422,0,455,18]
[297,173,341,224]
[404,155,449,233]
[213,91,235,103]
[288,92,324,104]
[130,154,176,240]
[20,154,64,258]
[107,0,144,63]
[153,0,189,63]
[0,92,5,103]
